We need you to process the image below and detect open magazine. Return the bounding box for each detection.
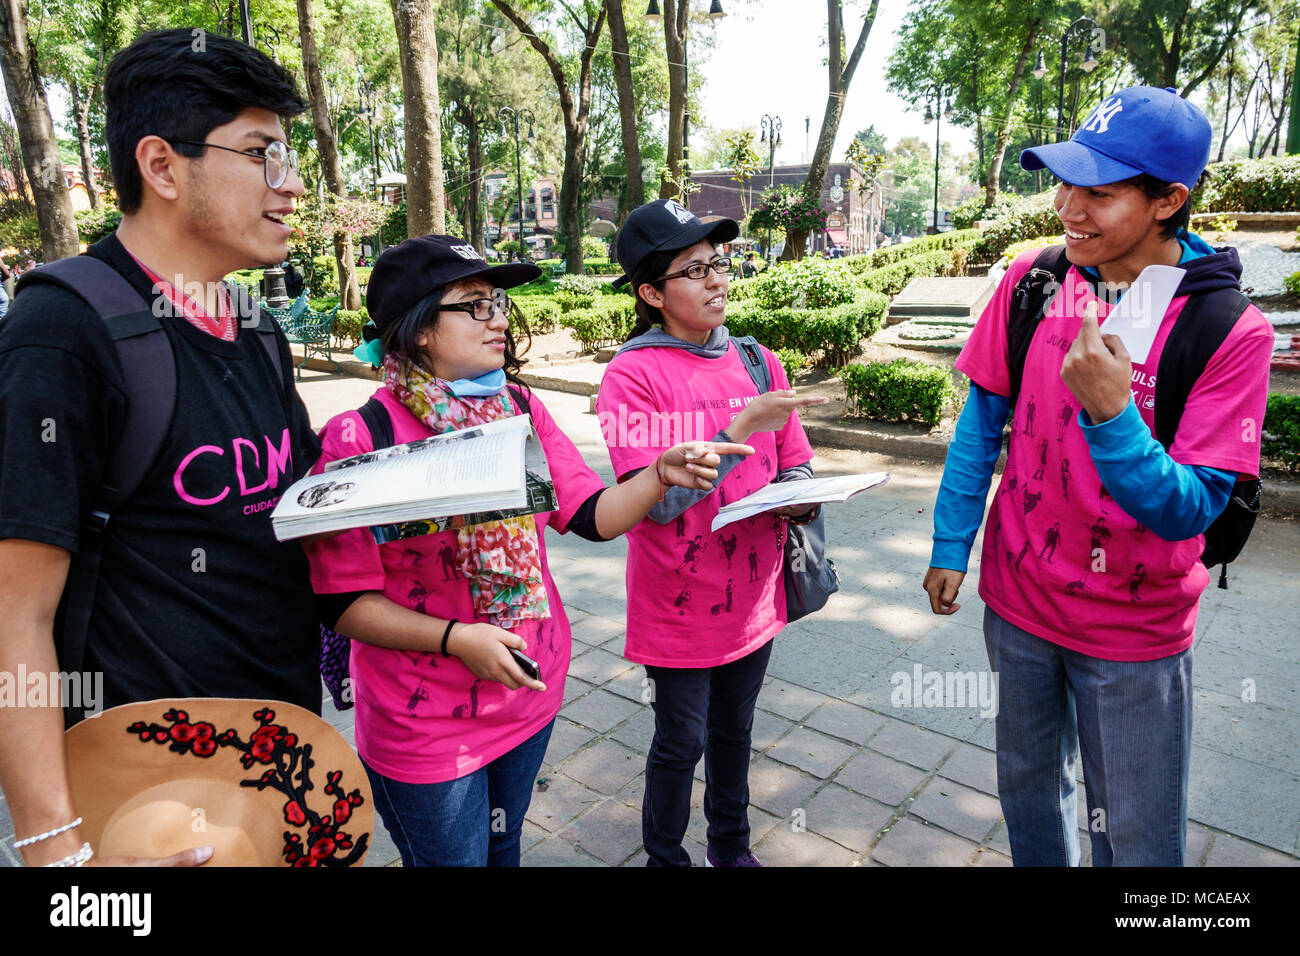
[271,415,557,542]
[710,472,891,532]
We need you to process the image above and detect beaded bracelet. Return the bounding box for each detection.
[13,816,82,850]
[43,842,94,868]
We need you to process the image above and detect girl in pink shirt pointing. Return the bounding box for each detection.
[597,201,826,866]
[303,235,750,867]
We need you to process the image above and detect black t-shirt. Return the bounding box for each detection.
[0,234,323,714]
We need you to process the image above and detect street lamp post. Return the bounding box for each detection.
[922,90,951,235]
[357,67,382,256]
[498,106,535,262]
[1032,16,1102,142]
[760,113,782,262]
[646,1,725,201]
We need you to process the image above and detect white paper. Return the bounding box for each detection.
[1098,264,1184,365]
[711,472,891,532]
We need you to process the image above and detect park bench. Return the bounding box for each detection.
[261,294,340,379]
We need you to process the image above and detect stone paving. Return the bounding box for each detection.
[2,372,1295,869]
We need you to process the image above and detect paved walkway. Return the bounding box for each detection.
[295,373,1297,868]
[4,371,1293,868]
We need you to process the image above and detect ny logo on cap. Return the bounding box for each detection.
[663,200,695,225]
[1080,96,1124,135]
[450,244,483,261]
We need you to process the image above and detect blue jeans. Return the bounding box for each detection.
[363,719,553,867]
[983,607,1192,866]
[642,640,774,867]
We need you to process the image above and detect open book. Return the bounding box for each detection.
[710,472,891,532]
[271,415,557,542]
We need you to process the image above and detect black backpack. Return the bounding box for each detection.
[15,256,290,698]
[1007,245,1261,588]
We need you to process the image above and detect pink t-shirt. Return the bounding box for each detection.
[596,340,814,668]
[303,387,606,783]
[957,250,1273,661]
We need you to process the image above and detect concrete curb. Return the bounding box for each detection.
[299,346,1300,520]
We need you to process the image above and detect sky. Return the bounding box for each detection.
[693,0,975,167]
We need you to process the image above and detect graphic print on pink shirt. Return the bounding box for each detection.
[597,340,814,668]
[957,250,1273,661]
[303,387,606,784]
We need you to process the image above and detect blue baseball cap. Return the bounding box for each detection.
[1020,86,1211,188]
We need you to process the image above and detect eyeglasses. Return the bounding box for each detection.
[654,256,733,282]
[168,139,300,189]
[441,296,511,322]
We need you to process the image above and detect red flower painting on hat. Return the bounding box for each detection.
[127,707,369,867]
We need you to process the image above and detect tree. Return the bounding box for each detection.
[723,130,760,219]
[983,15,1044,206]
[1100,0,1257,97]
[492,0,608,275]
[391,0,446,235]
[782,0,879,260]
[606,0,644,212]
[853,124,887,156]
[0,0,78,261]
[296,0,362,309]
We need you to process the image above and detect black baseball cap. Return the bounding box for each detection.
[365,234,540,336]
[612,200,739,289]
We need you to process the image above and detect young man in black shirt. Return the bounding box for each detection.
[0,29,321,867]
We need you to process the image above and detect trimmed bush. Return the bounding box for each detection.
[333,308,368,348]
[845,228,980,273]
[554,290,596,313]
[970,189,1060,262]
[998,234,1065,267]
[554,273,606,296]
[1284,271,1300,299]
[516,296,559,334]
[775,348,808,382]
[839,359,955,426]
[727,292,887,368]
[1264,393,1300,471]
[857,249,954,297]
[310,255,339,297]
[76,204,122,245]
[559,297,635,351]
[1193,155,1300,213]
[749,255,858,310]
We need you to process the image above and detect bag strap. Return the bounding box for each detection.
[1152,287,1250,450]
[357,395,395,450]
[731,335,771,395]
[1006,245,1071,403]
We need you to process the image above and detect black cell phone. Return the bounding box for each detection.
[509,647,541,682]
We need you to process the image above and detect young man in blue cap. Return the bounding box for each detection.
[922,87,1273,865]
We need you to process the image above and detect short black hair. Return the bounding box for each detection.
[1119,172,1200,240]
[381,285,531,387]
[624,247,680,342]
[104,29,306,213]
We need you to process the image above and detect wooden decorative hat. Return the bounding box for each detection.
[65,699,373,867]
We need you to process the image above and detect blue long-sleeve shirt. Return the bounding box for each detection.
[929,383,1235,573]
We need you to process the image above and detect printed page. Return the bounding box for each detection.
[711,473,891,532]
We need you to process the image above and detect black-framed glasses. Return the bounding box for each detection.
[441,296,511,322]
[168,139,299,189]
[654,256,733,282]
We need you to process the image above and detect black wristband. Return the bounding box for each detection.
[441,619,459,657]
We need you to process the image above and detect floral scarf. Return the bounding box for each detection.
[383,352,550,629]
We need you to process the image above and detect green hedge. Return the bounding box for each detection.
[515,296,559,334]
[310,255,339,297]
[970,189,1060,262]
[1194,155,1300,213]
[559,297,636,351]
[536,256,622,275]
[775,348,808,382]
[333,308,368,348]
[1285,271,1300,299]
[839,359,955,426]
[856,249,956,298]
[1264,393,1300,471]
[748,256,858,309]
[845,228,981,273]
[726,292,888,368]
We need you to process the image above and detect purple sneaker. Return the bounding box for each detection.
[704,846,762,867]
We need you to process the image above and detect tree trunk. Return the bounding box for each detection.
[1217,47,1235,163]
[465,111,485,255]
[0,113,31,209]
[69,79,97,210]
[784,0,878,260]
[296,0,361,309]
[985,19,1041,207]
[0,1,79,261]
[392,0,445,236]
[658,0,687,200]
[491,0,606,274]
[607,0,644,218]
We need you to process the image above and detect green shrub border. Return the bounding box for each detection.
[839,358,955,426]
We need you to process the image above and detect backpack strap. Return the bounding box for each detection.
[227,280,289,390]
[731,335,772,394]
[508,383,533,417]
[1006,245,1071,403]
[1152,287,1250,449]
[357,395,395,450]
